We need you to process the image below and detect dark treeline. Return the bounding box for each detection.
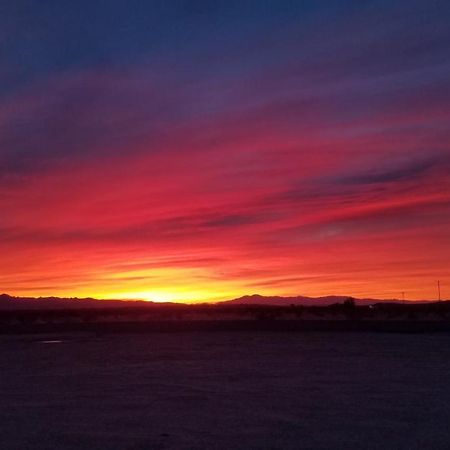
[2,299,450,334]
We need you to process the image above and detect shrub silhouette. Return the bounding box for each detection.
[343,297,355,308]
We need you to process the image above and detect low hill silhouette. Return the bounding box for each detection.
[0,292,432,311]
[219,294,427,307]
[0,293,151,310]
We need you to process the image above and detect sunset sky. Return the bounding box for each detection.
[1,1,449,302]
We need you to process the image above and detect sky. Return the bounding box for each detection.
[1,0,449,302]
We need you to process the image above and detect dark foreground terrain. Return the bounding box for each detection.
[2,300,450,335]
[1,332,450,449]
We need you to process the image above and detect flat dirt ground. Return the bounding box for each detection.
[1,332,450,449]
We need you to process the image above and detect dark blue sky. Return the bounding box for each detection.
[2,1,448,95]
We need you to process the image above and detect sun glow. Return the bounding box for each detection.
[101,288,238,303]
[91,266,243,302]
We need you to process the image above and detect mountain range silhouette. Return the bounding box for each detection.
[0,293,430,310]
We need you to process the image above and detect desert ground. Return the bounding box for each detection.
[1,332,450,449]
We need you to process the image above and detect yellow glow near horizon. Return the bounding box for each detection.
[104,288,235,303]
[92,266,245,302]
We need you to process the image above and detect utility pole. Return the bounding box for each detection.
[438,280,441,302]
[401,291,405,304]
